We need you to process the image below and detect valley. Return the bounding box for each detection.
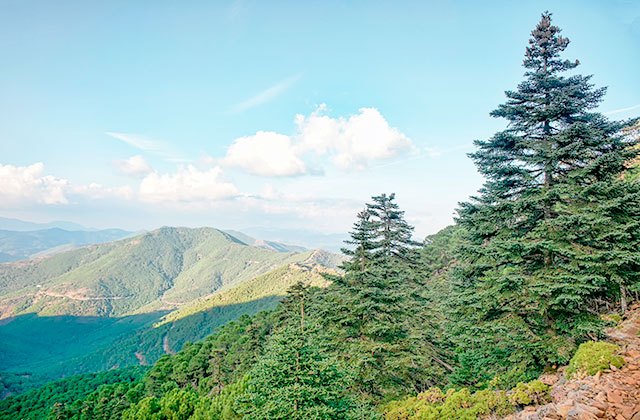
[0,227,341,396]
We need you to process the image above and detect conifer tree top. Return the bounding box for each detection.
[524,11,579,74]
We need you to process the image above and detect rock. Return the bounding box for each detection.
[608,390,624,404]
[619,405,639,419]
[626,349,640,359]
[538,404,562,419]
[540,373,560,386]
[578,383,593,391]
[611,365,619,371]
[590,399,608,411]
[566,407,598,420]
[557,403,574,417]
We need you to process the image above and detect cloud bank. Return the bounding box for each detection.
[139,165,239,203]
[0,163,69,206]
[222,106,414,176]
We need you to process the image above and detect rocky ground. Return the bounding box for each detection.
[505,304,640,420]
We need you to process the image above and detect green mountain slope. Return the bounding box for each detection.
[0,227,318,318]
[156,249,337,326]
[0,228,341,392]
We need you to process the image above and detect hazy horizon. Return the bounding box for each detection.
[1,0,638,237]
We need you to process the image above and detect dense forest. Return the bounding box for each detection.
[1,12,638,419]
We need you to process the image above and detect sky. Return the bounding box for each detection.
[1,0,639,239]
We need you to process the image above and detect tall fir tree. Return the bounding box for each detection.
[240,283,375,419]
[367,193,420,261]
[451,12,640,387]
[340,210,377,275]
[320,193,446,400]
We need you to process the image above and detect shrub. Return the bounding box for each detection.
[566,341,625,378]
[509,380,550,406]
[600,313,623,326]
[384,386,515,419]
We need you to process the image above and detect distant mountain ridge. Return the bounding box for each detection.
[0,217,89,232]
[0,228,133,263]
[223,229,308,253]
[241,226,348,252]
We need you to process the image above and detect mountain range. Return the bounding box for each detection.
[0,217,91,232]
[0,226,342,396]
[0,228,133,263]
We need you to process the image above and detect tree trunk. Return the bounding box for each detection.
[620,283,627,314]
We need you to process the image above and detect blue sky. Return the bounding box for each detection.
[1,0,638,238]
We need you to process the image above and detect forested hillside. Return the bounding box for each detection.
[0,228,340,396]
[0,12,638,420]
[0,227,319,318]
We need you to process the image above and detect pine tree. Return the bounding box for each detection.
[240,283,374,419]
[451,12,640,387]
[340,210,377,274]
[366,193,419,261]
[319,194,446,400]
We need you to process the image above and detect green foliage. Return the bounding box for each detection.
[0,367,146,420]
[384,379,550,420]
[566,341,625,378]
[240,284,377,419]
[143,312,273,397]
[450,11,640,387]
[122,396,162,420]
[508,380,550,406]
[64,381,144,419]
[600,313,623,326]
[240,325,364,419]
[191,376,248,419]
[0,12,638,420]
[0,371,47,400]
[623,123,640,181]
[0,227,318,319]
[0,234,338,390]
[384,387,513,419]
[317,194,448,401]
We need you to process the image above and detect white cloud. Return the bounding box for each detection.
[222,105,414,176]
[293,104,341,155]
[228,74,302,114]
[106,132,189,163]
[139,165,239,203]
[222,131,307,177]
[114,155,153,177]
[318,107,414,170]
[73,183,134,200]
[0,163,69,206]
